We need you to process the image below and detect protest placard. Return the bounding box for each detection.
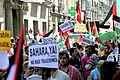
[0,51,9,70]
[0,31,11,50]
[59,20,74,33]
[28,44,59,68]
[82,37,95,45]
[74,23,87,32]
[42,37,57,44]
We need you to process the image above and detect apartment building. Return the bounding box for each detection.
[85,0,113,22]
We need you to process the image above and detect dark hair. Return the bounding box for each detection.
[73,42,82,49]
[100,61,117,80]
[112,69,120,80]
[85,45,94,54]
[69,48,76,56]
[59,50,70,61]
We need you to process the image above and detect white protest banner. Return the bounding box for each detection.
[0,51,9,70]
[28,44,59,68]
[42,37,57,44]
[59,20,74,33]
[82,37,95,45]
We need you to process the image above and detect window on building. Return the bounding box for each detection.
[24,19,28,35]
[31,3,38,17]
[42,22,46,33]
[40,5,46,19]
[33,21,38,36]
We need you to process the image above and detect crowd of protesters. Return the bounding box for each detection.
[0,36,120,80]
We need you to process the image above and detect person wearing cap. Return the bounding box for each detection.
[87,60,105,80]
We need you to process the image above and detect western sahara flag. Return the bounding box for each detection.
[99,2,117,33]
[7,25,24,80]
[98,2,118,42]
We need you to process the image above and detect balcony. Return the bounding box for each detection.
[43,0,52,6]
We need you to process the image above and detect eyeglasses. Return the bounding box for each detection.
[29,67,40,72]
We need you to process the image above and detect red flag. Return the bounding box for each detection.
[107,43,114,51]
[83,13,87,24]
[79,33,83,42]
[92,21,98,37]
[65,37,70,49]
[87,21,91,32]
[112,2,117,16]
[96,37,103,44]
[76,0,81,23]
[28,28,32,34]
[37,29,43,36]
[59,29,63,38]
[63,32,70,38]
[7,25,24,80]
[42,30,46,36]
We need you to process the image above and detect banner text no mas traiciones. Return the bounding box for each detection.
[29,44,58,57]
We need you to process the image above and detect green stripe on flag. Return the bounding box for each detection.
[98,32,117,42]
[115,27,120,34]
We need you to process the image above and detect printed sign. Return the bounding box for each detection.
[74,23,87,32]
[59,20,74,33]
[0,31,11,50]
[0,51,9,70]
[28,44,59,68]
[42,37,57,44]
[82,37,95,45]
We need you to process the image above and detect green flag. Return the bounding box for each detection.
[98,32,117,42]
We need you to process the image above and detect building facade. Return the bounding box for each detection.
[0,0,114,37]
[85,0,113,22]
